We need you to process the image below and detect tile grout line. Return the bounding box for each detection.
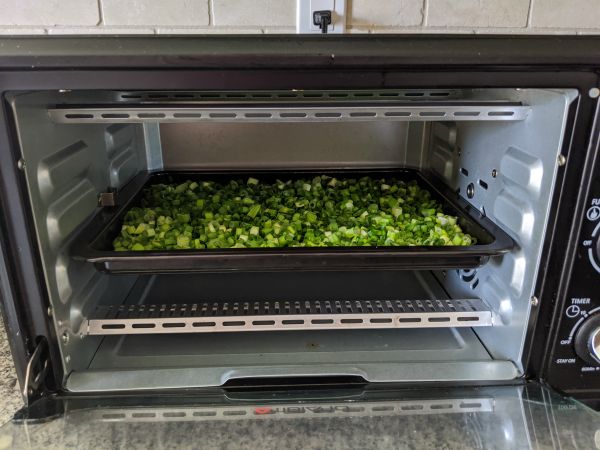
[208,0,214,27]
[526,0,534,28]
[97,0,104,26]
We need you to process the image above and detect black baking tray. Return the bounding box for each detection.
[72,169,514,273]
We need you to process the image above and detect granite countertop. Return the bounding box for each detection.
[0,319,23,425]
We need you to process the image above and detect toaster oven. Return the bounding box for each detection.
[0,35,599,445]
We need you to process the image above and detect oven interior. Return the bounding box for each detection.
[7,88,576,392]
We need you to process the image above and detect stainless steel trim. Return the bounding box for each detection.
[49,105,531,124]
[142,123,163,171]
[83,298,493,335]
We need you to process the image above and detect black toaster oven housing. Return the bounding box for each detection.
[0,35,599,409]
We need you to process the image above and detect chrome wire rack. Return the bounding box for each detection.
[83,298,493,335]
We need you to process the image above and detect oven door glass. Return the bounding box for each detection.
[1,383,599,449]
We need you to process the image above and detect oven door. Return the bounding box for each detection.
[1,383,599,449]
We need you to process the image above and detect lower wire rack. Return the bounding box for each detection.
[83,298,493,335]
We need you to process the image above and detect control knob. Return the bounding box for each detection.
[586,206,600,274]
[574,314,600,365]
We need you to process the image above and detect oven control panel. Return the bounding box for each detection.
[546,155,600,391]
[583,198,600,275]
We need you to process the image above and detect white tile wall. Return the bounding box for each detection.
[0,27,46,35]
[101,0,209,26]
[212,0,296,27]
[0,0,598,34]
[46,27,156,35]
[349,0,423,28]
[531,0,600,29]
[155,27,262,35]
[0,0,99,26]
[428,0,529,28]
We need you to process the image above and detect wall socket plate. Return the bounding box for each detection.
[296,0,346,34]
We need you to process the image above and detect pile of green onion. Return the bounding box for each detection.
[113,175,475,251]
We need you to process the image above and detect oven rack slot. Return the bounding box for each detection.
[114,89,464,102]
[83,298,493,335]
[48,103,531,124]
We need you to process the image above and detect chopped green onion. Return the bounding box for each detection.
[247,204,261,218]
[113,175,475,251]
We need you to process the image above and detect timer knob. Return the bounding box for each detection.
[574,314,600,365]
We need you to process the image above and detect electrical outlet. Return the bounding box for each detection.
[296,0,346,34]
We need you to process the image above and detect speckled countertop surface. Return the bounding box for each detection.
[0,319,22,425]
